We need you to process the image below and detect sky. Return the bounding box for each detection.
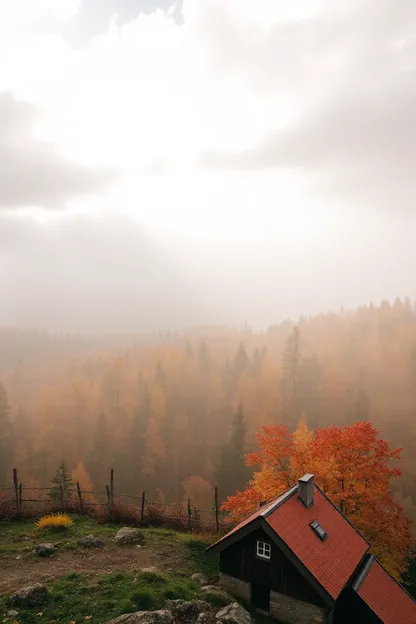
[1,0,416,332]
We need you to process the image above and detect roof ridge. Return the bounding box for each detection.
[261,484,298,517]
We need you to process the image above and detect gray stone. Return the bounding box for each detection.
[196,613,217,624]
[191,573,209,586]
[10,584,48,608]
[114,527,145,546]
[200,586,233,603]
[141,566,160,574]
[78,534,105,548]
[35,543,55,557]
[106,610,173,624]
[216,604,251,624]
[7,611,19,618]
[165,600,211,624]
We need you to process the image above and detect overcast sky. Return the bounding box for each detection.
[1,0,415,332]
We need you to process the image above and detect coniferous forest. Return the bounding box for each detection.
[1,298,416,531]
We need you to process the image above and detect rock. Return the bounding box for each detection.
[200,586,232,603]
[78,535,105,548]
[191,573,209,586]
[114,527,145,546]
[165,600,211,624]
[196,613,217,624]
[141,566,160,574]
[106,610,173,624]
[7,611,19,618]
[10,584,48,608]
[216,603,251,624]
[35,543,55,557]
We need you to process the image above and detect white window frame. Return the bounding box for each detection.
[256,540,271,560]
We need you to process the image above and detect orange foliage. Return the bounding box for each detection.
[222,420,412,579]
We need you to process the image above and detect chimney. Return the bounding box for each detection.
[298,474,314,508]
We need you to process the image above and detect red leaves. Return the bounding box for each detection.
[222,420,412,578]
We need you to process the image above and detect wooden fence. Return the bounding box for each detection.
[0,468,227,534]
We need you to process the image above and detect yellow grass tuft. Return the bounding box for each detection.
[36,513,73,531]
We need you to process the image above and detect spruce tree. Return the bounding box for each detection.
[49,462,75,500]
[215,404,250,500]
[0,382,12,485]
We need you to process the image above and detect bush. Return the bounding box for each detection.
[131,588,159,610]
[36,513,73,530]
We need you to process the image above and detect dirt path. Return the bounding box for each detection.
[0,542,190,594]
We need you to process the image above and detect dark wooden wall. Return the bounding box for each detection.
[333,589,381,624]
[219,527,326,608]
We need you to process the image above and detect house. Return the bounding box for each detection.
[206,474,416,624]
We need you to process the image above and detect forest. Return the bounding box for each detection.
[1,298,416,533]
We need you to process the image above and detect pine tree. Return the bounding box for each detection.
[215,404,251,500]
[89,413,110,485]
[281,325,302,421]
[49,462,75,500]
[0,382,12,485]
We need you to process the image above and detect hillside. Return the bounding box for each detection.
[0,518,220,623]
[1,299,416,525]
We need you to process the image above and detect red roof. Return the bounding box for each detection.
[357,559,416,624]
[209,487,297,551]
[265,487,368,600]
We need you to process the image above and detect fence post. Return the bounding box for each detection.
[60,467,65,512]
[109,468,114,521]
[187,498,192,532]
[76,481,84,514]
[140,490,145,524]
[106,484,111,518]
[214,485,219,533]
[19,483,23,508]
[13,469,20,514]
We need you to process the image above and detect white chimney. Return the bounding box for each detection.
[298,474,314,508]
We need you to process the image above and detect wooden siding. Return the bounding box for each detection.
[219,527,326,609]
[334,589,381,624]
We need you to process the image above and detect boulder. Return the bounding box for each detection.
[106,610,173,624]
[7,611,19,618]
[191,573,209,586]
[114,527,145,546]
[216,604,251,624]
[78,535,105,548]
[196,612,217,624]
[141,567,160,574]
[35,543,55,557]
[200,586,232,603]
[10,584,48,608]
[165,600,211,624]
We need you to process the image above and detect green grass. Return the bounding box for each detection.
[182,536,219,579]
[0,518,220,622]
[0,569,200,624]
[0,517,118,558]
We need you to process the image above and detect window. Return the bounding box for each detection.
[310,520,328,541]
[257,541,271,559]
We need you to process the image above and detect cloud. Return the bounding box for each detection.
[61,0,183,47]
[197,0,416,213]
[0,93,114,210]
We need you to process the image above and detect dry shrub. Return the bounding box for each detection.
[36,513,73,530]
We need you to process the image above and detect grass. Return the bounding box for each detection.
[0,516,117,557]
[0,517,220,623]
[0,570,199,624]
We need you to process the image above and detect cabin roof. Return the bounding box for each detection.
[265,485,369,600]
[208,476,415,613]
[354,557,416,624]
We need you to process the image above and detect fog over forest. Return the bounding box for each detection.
[2,0,416,597]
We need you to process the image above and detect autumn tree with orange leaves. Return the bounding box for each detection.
[222,419,412,579]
